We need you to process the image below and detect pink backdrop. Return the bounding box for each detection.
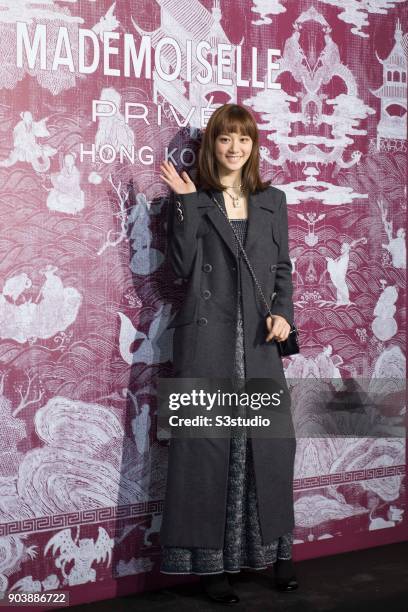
[0,0,406,608]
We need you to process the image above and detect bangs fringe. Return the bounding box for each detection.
[216,111,257,140]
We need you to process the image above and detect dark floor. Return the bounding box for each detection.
[69,541,408,612]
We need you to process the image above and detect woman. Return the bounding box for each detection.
[159,103,298,604]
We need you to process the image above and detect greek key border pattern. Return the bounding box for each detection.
[0,500,164,537]
[1,466,405,536]
[294,465,406,490]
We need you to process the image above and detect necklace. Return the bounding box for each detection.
[224,183,243,208]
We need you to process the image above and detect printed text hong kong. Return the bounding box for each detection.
[16,23,282,91]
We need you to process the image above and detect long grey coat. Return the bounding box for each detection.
[160,185,296,548]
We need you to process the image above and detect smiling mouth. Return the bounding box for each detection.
[226,156,243,160]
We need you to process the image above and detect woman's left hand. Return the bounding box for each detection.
[265,315,290,343]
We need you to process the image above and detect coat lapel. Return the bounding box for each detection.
[199,188,278,260]
[245,196,277,256]
[201,189,237,259]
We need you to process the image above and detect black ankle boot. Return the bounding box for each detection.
[200,573,240,604]
[273,558,299,592]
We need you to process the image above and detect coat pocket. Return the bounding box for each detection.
[166,298,198,329]
[166,309,195,329]
[271,223,280,248]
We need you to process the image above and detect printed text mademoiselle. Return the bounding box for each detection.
[16,22,281,90]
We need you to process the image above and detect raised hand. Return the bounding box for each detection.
[160,160,197,195]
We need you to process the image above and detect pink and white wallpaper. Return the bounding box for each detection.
[0,0,406,607]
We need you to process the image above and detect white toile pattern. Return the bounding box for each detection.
[244,6,376,204]
[0,0,405,603]
[251,0,407,37]
[250,0,286,26]
[0,266,82,343]
[318,0,407,37]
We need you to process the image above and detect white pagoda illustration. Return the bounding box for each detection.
[370,19,407,151]
[132,0,242,128]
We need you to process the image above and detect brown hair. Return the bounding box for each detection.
[195,103,271,194]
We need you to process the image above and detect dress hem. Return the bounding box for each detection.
[159,556,292,576]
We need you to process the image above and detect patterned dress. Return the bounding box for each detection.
[160,219,293,575]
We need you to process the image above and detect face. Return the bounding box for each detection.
[214,131,253,175]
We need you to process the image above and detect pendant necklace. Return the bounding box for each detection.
[225,183,243,208]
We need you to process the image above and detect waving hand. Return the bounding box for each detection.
[160,160,197,195]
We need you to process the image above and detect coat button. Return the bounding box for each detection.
[197,317,208,326]
[202,263,212,272]
[202,289,211,299]
[270,264,277,271]
[231,266,236,272]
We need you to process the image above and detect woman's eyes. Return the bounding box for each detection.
[220,137,250,142]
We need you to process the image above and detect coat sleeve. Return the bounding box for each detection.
[166,190,201,279]
[269,190,294,326]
